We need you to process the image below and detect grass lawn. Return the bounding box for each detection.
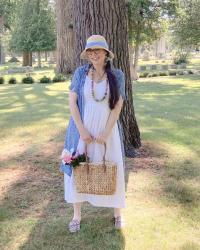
[0,74,200,250]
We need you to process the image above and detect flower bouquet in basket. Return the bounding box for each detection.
[62,143,117,195]
[61,148,87,168]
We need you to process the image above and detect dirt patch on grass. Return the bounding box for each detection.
[0,167,29,200]
[125,140,166,172]
[0,140,166,219]
[0,163,64,220]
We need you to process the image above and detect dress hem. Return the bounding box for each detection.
[64,198,126,208]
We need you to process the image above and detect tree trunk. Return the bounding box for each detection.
[37,51,41,68]
[0,43,5,64]
[129,42,138,80]
[56,0,75,74]
[23,52,32,66]
[0,16,5,64]
[45,51,48,61]
[133,26,140,69]
[73,0,141,156]
[29,52,32,66]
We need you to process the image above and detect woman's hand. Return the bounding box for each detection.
[79,127,93,144]
[95,130,110,144]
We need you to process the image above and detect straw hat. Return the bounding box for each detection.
[80,35,114,60]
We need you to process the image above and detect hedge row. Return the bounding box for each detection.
[0,74,66,85]
[139,70,195,78]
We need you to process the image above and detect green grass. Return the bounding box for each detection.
[0,73,200,250]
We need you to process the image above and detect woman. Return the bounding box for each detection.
[59,35,126,233]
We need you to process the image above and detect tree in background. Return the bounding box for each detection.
[127,0,178,70]
[10,0,56,67]
[172,0,200,64]
[0,0,18,64]
[0,0,18,30]
[73,0,141,156]
[56,0,75,74]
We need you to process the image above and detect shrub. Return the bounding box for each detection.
[152,72,158,77]
[169,71,177,76]
[139,72,149,78]
[173,50,190,65]
[52,73,66,82]
[188,70,194,74]
[174,57,188,65]
[177,71,184,75]
[159,72,168,76]
[8,57,20,63]
[0,77,5,84]
[8,77,17,84]
[40,76,51,83]
[22,76,34,84]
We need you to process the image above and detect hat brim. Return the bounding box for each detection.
[80,46,114,60]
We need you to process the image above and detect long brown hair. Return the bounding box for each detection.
[89,53,119,109]
[105,59,120,110]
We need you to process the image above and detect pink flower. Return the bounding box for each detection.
[63,155,72,164]
[60,148,82,165]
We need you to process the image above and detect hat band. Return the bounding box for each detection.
[85,41,109,50]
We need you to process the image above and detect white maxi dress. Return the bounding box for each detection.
[64,75,126,208]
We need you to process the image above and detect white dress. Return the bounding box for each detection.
[64,75,126,208]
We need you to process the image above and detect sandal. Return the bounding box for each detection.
[113,216,125,229]
[68,219,81,233]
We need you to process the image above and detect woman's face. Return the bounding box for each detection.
[86,48,107,66]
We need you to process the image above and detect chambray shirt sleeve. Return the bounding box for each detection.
[69,67,80,94]
[116,69,126,100]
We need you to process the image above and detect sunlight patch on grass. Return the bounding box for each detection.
[0,74,199,249]
[0,218,39,250]
[124,170,200,250]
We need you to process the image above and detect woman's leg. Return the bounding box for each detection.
[114,208,121,218]
[113,208,125,229]
[72,202,82,221]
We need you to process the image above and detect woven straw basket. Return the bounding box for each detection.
[73,143,117,195]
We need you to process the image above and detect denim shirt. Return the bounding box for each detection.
[59,62,126,177]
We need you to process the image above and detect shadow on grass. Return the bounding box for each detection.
[1,75,200,249]
[125,139,200,222]
[0,129,125,250]
[0,83,70,135]
[134,75,200,155]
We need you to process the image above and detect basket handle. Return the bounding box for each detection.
[84,142,107,173]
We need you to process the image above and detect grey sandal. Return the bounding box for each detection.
[68,219,81,233]
[113,216,125,229]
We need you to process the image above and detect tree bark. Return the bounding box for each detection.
[0,44,5,64]
[129,42,138,80]
[73,0,141,156]
[37,51,41,68]
[0,16,5,64]
[133,26,141,69]
[45,51,48,61]
[23,52,32,66]
[56,0,75,74]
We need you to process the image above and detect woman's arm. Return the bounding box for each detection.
[95,96,124,144]
[69,91,85,133]
[105,96,124,135]
[69,91,93,144]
